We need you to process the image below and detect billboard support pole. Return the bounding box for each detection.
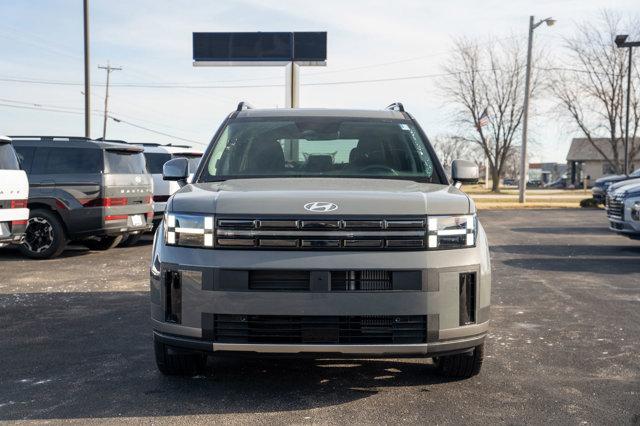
[285,62,300,108]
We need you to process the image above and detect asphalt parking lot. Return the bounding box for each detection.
[1,209,638,424]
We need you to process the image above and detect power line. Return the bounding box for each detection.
[107,115,204,146]
[0,101,204,146]
[0,69,498,89]
[3,64,631,90]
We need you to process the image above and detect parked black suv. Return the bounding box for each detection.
[11,136,153,258]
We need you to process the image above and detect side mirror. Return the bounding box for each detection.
[163,157,189,187]
[451,159,479,187]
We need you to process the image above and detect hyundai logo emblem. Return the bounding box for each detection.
[304,202,338,212]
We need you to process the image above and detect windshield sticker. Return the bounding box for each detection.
[399,124,410,130]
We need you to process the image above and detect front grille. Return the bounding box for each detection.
[214,269,422,292]
[607,195,624,219]
[248,270,310,291]
[331,270,392,291]
[215,216,427,250]
[209,314,427,344]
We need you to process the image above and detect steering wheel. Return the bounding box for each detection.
[359,164,399,175]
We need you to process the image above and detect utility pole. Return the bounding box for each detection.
[519,15,555,203]
[83,0,90,138]
[98,62,122,140]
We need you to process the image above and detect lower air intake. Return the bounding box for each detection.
[209,315,427,344]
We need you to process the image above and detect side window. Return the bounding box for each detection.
[13,146,35,172]
[144,152,172,174]
[32,147,102,174]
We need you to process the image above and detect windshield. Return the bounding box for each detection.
[104,151,147,174]
[0,143,20,170]
[200,118,439,182]
[630,169,640,178]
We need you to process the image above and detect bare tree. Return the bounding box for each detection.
[439,37,532,191]
[432,134,482,173]
[549,11,640,173]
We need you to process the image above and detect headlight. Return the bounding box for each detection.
[631,201,640,221]
[427,214,477,249]
[164,212,215,248]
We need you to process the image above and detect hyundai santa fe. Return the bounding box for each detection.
[150,103,491,379]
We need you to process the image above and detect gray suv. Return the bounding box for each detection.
[150,103,491,379]
[12,136,153,258]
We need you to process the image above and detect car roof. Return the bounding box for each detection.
[9,136,142,152]
[234,108,408,120]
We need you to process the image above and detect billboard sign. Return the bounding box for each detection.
[193,32,327,65]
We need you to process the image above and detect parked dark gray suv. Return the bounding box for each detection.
[11,136,153,258]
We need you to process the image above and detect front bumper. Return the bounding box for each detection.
[608,217,640,237]
[150,224,492,357]
[592,187,605,203]
[154,329,487,357]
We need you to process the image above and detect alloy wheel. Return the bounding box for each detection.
[23,216,54,253]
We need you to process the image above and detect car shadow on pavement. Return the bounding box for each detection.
[493,244,640,275]
[0,245,91,261]
[0,291,452,421]
[509,226,611,235]
[492,244,640,257]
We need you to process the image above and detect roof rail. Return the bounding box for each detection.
[166,143,192,148]
[385,102,405,112]
[236,101,254,112]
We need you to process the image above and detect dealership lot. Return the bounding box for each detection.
[0,209,638,424]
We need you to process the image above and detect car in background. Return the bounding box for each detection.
[138,143,203,228]
[11,136,153,258]
[592,168,640,204]
[606,180,640,240]
[0,136,29,247]
[544,176,571,189]
[502,178,517,186]
[527,179,542,188]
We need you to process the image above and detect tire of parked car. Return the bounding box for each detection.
[154,338,206,375]
[84,235,123,251]
[119,233,142,247]
[19,209,68,259]
[433,344,484,379]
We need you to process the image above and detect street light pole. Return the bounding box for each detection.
[615,35,640,175]
[519,15,555,203]
[83,0,90,138]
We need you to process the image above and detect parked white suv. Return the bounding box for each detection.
[0,136,29,247]
[140,144,203,227]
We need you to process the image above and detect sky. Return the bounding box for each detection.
[0,0,637,163]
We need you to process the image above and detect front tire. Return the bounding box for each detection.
[154,338,206,376]
[84,235,123,251]
[19,209,67,259]
[434,344,484,379]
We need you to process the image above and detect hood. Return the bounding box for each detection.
[169,178,472,216]
[595,174,627,185]
[611,179,640,196]
[608,177,640,194]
